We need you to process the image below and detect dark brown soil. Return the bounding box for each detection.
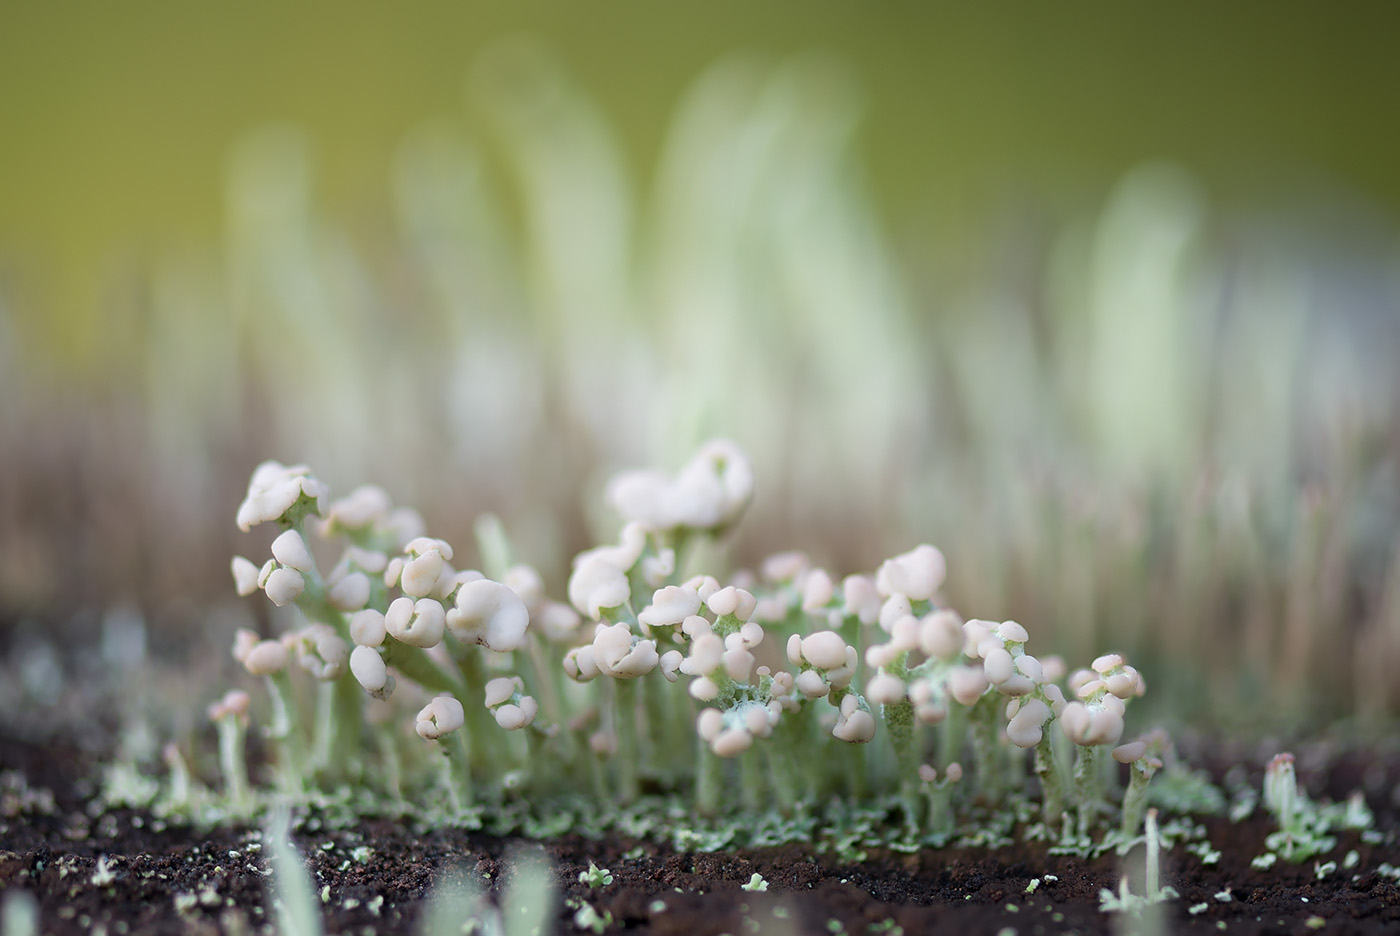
[3,733,1400,935]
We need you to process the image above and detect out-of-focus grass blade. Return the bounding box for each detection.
[264,808,323,936]
[1,891,39,936]
[502,848,555,936]
[418,866,496,936]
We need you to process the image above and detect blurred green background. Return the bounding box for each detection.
[2,3,1400,731]
[5,3,1400,359]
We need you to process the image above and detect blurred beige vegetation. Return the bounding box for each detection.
[1,6,1399,731]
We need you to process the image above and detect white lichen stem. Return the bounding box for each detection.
[1074,743,1102,840]
[452,648,512,770]
[524,635,565,730]
[764,739,800,812]
[473,513,514,582]
[922,772,958,842]
[383,642,465,698]
[263,672,307,794]
[1120,757,1154,840]
[938,701,966,771]
[969,693,1002,801]
[739,746,764,812]
[696,733,722,816]
[328,672,365,781]
[309,680,337,778]
[611,677,641,803]
[373,725,403,802]
[214,713,253,816]
[162,745,194,812]
[440,731,474,814]
[1035,732,1065,825]
[882,698,922,828]
[1145,808,1162,897]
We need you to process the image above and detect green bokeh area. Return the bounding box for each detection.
[3,3,1400,736]
[3,2,1399,351]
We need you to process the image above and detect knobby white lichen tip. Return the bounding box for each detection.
[875,544,947,601]
[270,529,315,574]
[592,623,660,678]
[323,484,391,533]
[350,645,393,698]
[1006,698,1052,748]
[262,566,306,607]
[328,572,371,611]
[385,596,446,649]
[415,695,465,740]
[207,689,251,722]
[236,461,328,532]
[832,693,876,743]
[242,639,289,677]
[447,579,530,652]
[289,625,349,681]
[638,584,702,630]
[568,555,632,620]
[607,439,754,532]
[231,556,261,597]
[485,674,539,731]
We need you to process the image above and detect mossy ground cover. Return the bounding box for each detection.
[4,723,1400,935]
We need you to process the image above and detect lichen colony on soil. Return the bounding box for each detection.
[2,441,1399,935]
[195,441,1170,848]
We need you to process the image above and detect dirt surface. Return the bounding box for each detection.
[3,733,1400,935]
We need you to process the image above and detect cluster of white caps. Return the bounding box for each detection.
[406,678,539,742]
[231,623,350,682]
[228,446,1154,780]
[860,594,1148,756]
[605,439,754,534]
[229,461,588,742]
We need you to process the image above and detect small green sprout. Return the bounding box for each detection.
[567,898,613,935]
[741,873,769,892]
[578,862,613,889]
[1187,840,1221,865]
[90,856,118,888]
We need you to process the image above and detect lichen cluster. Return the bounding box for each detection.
[177,439,1185,848]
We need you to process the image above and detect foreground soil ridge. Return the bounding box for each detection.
[2,733,1399,936]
